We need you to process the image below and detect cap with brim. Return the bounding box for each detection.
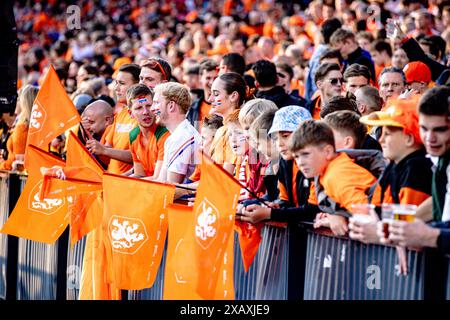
[359,111,404,128]
[360,98,422,143]
[268,105,312,135]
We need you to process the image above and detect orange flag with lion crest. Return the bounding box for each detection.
[164,154,240,299]
[102,173,175,290]
[1,145,69,243]
[25,65,80,168]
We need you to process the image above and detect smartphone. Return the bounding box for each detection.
[386,18,398,39]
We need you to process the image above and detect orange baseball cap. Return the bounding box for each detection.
[403,61,431,84]
[360,98,422,144]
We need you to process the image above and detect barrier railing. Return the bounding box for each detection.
[303,229,425,300]
[1,170,449,300]
[0,171,10,299]
[447,255,450,300]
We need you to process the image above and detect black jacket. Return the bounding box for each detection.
[402,37,448,81]
[346,47,376,83]
[376,148,432,205]
[431,221,450,255]
[361,134,382,151]
[269,158,318,224]
[186,95,204,131]
[255,86,306,109]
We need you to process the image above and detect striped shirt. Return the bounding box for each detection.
[163,119,201,183]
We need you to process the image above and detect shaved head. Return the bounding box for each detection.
[82,100,114,139]
[83,100,113,118]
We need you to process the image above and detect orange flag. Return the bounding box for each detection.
[25,65,80,167]
[164,154,240,299]
[66,131,105,245]
[66,131,103,182]
[164,204,235,300]
[38,131,105,245]
[234,221,263,272]
[102,173,175,290]
[68,188,103,246]
[0,145,69,243]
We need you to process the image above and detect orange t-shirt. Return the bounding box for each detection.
[0,123,28,170]
[192,125,237,181]
[309,153,379,211]
[104,108,137,174]
[130,124,170,176]
[100,125,112,145]
[209,126,237,165]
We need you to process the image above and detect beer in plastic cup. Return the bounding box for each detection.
[350,204,376,226]
[381,204,395,239]
[350,203,375,216]
[393,204,416,222]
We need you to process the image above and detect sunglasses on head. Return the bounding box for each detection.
[141,59,168,81]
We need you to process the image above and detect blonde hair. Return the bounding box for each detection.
[17,84,39,126]
[238,98,278,129]
[154,82,192,114]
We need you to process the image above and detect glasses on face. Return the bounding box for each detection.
[325,78,343,86]
[141,59,168,81]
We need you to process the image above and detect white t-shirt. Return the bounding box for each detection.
[163,119,201,182]
[442,163,450,222]
[429,155,450,222]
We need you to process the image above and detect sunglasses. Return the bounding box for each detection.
[277,72,287,79]
[141,59,168,81]
[326,78,343,86]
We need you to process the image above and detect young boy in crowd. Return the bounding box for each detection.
[249,110,280,201]
[200,114,223,156]
[362,100,433,206]
[349,100,433,244]
[324,110,382,151]
[127,84,170,179]
[188,114,223,183]
[269,106,313,209]
[226,110,251,201]
[241,120,379,236]
[238,98,278,198]
[237,105,313,225]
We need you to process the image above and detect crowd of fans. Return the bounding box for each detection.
[1,0,450,298]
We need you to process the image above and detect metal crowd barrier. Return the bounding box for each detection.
[15,174,68,300]
[232,231,259,300]
[447,255,450,300]
[0,171,12,299]
[66,235,86,300]
[127,226,291,301]
[0,171,21,300]
[15,174,56,300]
[254,224,289,300]
[16,239,59,299]
[303,229,425,300]
[1,169,450,300]
[0,171,67,300]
